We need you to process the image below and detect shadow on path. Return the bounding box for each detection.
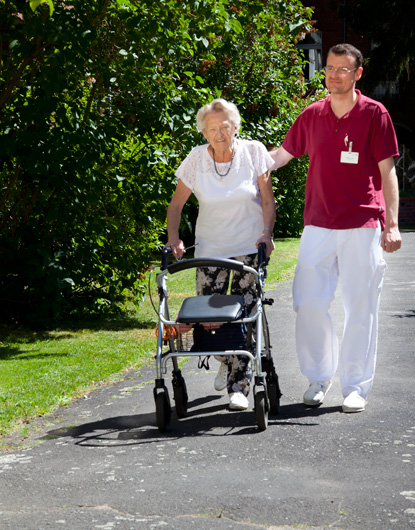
[42,397,342,447]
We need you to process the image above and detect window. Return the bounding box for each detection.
[297,31,323,80]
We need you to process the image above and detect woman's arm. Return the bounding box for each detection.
[166,179,192,259]
[257,170,277,257]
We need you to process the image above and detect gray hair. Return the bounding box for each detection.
[196,98,241,133]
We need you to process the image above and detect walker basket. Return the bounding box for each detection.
[175,322,249,353]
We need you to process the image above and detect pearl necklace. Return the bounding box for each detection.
[212,144,235,178]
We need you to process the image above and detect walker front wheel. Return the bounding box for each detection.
[254,390,268,431]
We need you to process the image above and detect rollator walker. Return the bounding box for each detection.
[153,243,281,432]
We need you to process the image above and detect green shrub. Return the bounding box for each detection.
[0,0,323,326]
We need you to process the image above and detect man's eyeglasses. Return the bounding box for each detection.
[323,66,358,76]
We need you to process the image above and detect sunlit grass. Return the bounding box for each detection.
[266,238,300,286]
[0,238,299,445]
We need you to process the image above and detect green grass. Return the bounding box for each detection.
[0,238,299,445]
[266,238,300,285]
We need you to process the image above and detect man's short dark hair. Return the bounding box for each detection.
[328,43,363,69]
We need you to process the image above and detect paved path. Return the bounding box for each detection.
[1,232,414,530]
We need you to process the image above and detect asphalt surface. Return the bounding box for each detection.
[1,231,414,530]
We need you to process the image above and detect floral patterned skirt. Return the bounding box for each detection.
[195,253,259,396]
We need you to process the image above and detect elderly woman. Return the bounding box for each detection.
[166,98,276,411]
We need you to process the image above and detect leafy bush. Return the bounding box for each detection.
[0,0,323,326]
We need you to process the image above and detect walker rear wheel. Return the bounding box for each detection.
[267,380,280,415]
[173,379,188,418]
[155,390,171,432]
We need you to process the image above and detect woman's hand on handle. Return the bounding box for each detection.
[256,233,275,258]
[165,239,186,260]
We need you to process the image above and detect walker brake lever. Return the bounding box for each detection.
[176,243,199,261]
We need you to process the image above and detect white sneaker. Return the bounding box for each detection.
[342,391,366,413]
[214,362,228,391]
[303,380,332,406]
[229,392,249,411]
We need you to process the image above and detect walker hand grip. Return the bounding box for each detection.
[167,257,244,275]
[258,242,266,269]
[161,247,172,271]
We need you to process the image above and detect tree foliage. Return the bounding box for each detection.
[0,0,321,326]
[29,0,54,16]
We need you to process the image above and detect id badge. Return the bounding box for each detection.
[340,151,359,164]
[341,139,359,164]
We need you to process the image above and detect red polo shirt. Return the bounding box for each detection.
[282,90,399,230]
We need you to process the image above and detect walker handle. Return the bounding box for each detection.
[167,257,244,275]
[258,242,267,269]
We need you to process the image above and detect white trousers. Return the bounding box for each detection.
[293,225,387,398]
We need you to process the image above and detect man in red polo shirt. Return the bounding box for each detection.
[270,43,402,413]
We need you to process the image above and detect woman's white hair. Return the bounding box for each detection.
[196,98,241,133]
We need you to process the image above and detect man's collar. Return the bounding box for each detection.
[320,89,364,117]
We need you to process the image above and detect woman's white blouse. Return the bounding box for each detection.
[175,139,274,259]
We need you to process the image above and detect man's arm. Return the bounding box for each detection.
[379,157,402,253]
[268,146,295,172]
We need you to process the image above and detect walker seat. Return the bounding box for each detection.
[177,294,244,323]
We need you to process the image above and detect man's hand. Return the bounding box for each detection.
[381,227,402,253]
